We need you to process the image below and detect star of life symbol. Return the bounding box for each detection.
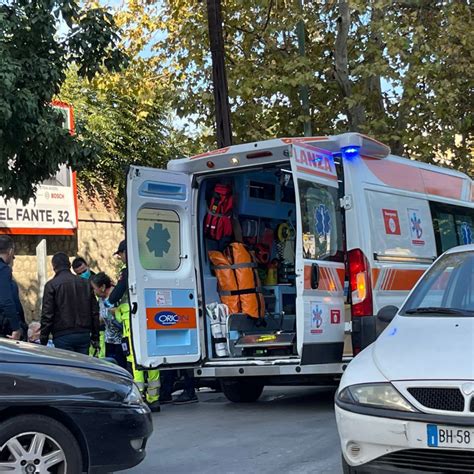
[312,306,323,329]
[410,212,423,239]
[315,204,331,237]
[146,223,171,257]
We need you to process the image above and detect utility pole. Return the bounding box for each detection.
[296,0,312,137]
[206,0,233,148]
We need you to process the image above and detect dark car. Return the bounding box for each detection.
[0,339,153,473]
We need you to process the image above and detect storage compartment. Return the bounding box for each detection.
[198,165,298,359]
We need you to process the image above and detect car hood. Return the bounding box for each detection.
[373,315,474,381]
[0,340,131,379]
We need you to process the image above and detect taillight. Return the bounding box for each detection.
[348,248,373,317]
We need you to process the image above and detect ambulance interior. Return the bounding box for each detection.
[197,165,299,359]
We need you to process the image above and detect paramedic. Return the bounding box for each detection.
[107,240,161,412]
[0,235,21,340]
[91,271,127,369]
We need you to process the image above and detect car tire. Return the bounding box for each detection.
[342,454,356,474]
[0,414,83,474]
[220,379,264,403]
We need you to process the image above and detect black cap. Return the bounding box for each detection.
[114,240,126,256]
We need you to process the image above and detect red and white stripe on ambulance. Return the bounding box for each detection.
[344,153,473,340]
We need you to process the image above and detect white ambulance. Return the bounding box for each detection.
[126,133,474,402]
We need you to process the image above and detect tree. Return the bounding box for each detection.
[153,0,472,171]
[59,62,189,209]
[0,0,126,202]
[58,1,196,209]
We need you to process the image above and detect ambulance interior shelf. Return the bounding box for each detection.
[199,166,298,358]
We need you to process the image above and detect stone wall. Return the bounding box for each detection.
[12,200,123,322]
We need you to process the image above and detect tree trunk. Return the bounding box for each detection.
[206,0,233,148]
[364,4,385,123]
[333,0,365,131]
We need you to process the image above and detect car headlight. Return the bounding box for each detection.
[338,383,416,412]
[124,384,144,405]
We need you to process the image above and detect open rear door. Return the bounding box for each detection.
[126,166,201,368]
[291,144,346,365]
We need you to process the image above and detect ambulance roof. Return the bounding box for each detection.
[167,133,472,202]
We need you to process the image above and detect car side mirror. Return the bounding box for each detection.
[377,305,399,324]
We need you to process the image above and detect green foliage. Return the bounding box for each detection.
[57,0,197,210]
[0,0,126,202]
[59,62,190,209]
[154,0,472,172]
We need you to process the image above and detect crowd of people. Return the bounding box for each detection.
[0,234,198,412]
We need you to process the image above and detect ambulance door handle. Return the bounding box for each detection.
[131,302,138,314]
[311,263,320,290]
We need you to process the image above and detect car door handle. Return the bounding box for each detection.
[131,302,138,314]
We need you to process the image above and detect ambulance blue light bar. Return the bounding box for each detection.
[341,146,361,160]
[337,133,390,160]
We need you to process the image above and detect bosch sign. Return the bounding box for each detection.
[155,311,179,326]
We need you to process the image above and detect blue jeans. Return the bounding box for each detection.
[54,332,90,355]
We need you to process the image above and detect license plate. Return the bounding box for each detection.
[427,424,474,449]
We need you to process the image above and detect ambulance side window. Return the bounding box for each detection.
[298,180,343,262]
[136,208,181,271]
[430,202,474,255]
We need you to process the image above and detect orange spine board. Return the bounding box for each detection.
[208,251,241,314]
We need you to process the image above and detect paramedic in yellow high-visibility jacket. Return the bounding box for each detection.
[107,240,160,413]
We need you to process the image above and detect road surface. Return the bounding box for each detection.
[127,386,343,474]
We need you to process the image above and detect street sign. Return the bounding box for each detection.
[0,101,78,235]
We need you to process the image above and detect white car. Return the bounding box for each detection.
[336,245,474,473]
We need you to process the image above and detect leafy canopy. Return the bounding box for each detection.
[154,0,472,173]
[0,0,126,202]
[59,0,196,209]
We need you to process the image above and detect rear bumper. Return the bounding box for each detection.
[64,404,153,472]
[335,405,474,473]
[195,359,349,378]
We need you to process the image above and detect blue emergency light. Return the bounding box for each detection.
[341,145,361,160]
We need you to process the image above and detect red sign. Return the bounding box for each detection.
[382,209,401,235]
[0,102,78,236]
[294,144,337,180]
[330,309,341,324]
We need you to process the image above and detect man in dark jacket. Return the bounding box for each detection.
[0,235,21,340]
[40,252,100,354]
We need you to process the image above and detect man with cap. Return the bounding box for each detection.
[107,240,161,412]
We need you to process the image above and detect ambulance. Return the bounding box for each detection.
[126,133,474,402]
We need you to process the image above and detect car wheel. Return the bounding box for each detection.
[0,414,82,474]
[220,379,264,403]
[342,454,356,474]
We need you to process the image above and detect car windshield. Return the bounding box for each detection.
[401,250,474,317]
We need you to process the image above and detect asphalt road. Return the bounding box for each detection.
[126,386,343,474]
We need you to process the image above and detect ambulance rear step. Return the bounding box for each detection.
[234,332,295,348]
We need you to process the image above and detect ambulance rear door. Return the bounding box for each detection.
[126,165,201,368]
[291,144,346,365]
